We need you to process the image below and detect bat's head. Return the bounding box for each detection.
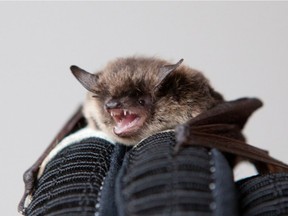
[71,57,223,145]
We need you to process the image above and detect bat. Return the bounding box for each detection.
[70,57,224,145]
[70,56,288,173]
[19,57,223,213]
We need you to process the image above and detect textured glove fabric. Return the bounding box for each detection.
[113,131,238,216]
[237,172,288,216]
[25,138,114,216]
[25,131,288,216]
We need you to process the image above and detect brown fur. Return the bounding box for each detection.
[72,56,224,145]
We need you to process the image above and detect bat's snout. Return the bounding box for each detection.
[105,99,122,110]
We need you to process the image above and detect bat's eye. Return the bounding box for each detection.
[91,90,102,98]
[138,99,145,106]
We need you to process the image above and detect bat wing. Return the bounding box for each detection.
[175,98,288,174]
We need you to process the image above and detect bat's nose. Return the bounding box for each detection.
[105,99,122,110]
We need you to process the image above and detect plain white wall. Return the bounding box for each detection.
[1,2,288,215]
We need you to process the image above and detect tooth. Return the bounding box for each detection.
[124,109,127,116]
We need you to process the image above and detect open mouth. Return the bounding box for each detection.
[108,108,146,137]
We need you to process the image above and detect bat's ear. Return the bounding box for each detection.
[70,65,99,92]
[155,58,184,90]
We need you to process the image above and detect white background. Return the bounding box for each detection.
[1,2,288,215]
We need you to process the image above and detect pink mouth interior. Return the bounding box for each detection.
[108,108,145,136]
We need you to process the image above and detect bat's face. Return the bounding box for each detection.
[71,57,223,145]
[90,84,153,141]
